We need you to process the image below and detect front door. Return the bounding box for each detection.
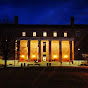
[43,55,46,61]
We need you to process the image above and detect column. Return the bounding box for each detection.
[49,41,51,62]
[39,40,41,62]
[59,41,62,62]
[28,40,30,61]
[70,41,72,61]
[17,40,20,61]
[15,40,17,60]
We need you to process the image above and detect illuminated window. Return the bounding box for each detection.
[76,31,80,37]
[64,32,67,37]
[33,32,36,37]
[22,32,26,36]
[53,32,57,37]
[43,32,47,37]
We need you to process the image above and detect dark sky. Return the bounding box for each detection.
[0,0,88,24]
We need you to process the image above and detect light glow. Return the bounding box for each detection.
[21,55,24,58]
[32,55,36,58]
[53,55,57,58]
[78,48,80,51]
[64,55,68,58]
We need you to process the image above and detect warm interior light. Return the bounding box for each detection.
[32,55,36,58]
[64,55,68,58]
[78,48,80,51]
[21,55,24,58]
[53,55,57,58]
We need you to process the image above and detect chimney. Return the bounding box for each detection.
[71,16,74,26]
[14,16,18,24]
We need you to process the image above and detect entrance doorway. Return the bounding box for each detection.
[43,55,46,61]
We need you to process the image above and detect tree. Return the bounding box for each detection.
[0,32,15,68]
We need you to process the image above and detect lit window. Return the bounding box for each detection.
[76,31,80,37]
[78,48,80,51]
[33,32,36,37]
[64,32,67,37]
[22,32,26,36]
[43,32,47,37]
[53,32,57,37]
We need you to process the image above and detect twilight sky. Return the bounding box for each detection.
[0,0,88,24]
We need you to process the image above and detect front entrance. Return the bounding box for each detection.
[43,55,46,61]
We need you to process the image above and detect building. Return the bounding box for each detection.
[0,16,88,66]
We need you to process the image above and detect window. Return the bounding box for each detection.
[43,32,47,37]
[53,32,57,37]
[64,32,67,37]
[43,42,46,52]
[76,31,80,37]
[33,32,36,37]
[22,32,26,36]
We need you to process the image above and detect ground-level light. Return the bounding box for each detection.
[32,55,36,58]
[53,55,57,58]
[21,55,24,58]
[64,55,68,58]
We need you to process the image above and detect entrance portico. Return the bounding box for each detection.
[15,37,74,63]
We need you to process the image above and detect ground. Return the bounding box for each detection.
[0,66,88,88]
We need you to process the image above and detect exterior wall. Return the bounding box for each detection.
[51,40,59,61]
[30,40,38,61]
[41,40,49,61]
[20,40,28,61]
